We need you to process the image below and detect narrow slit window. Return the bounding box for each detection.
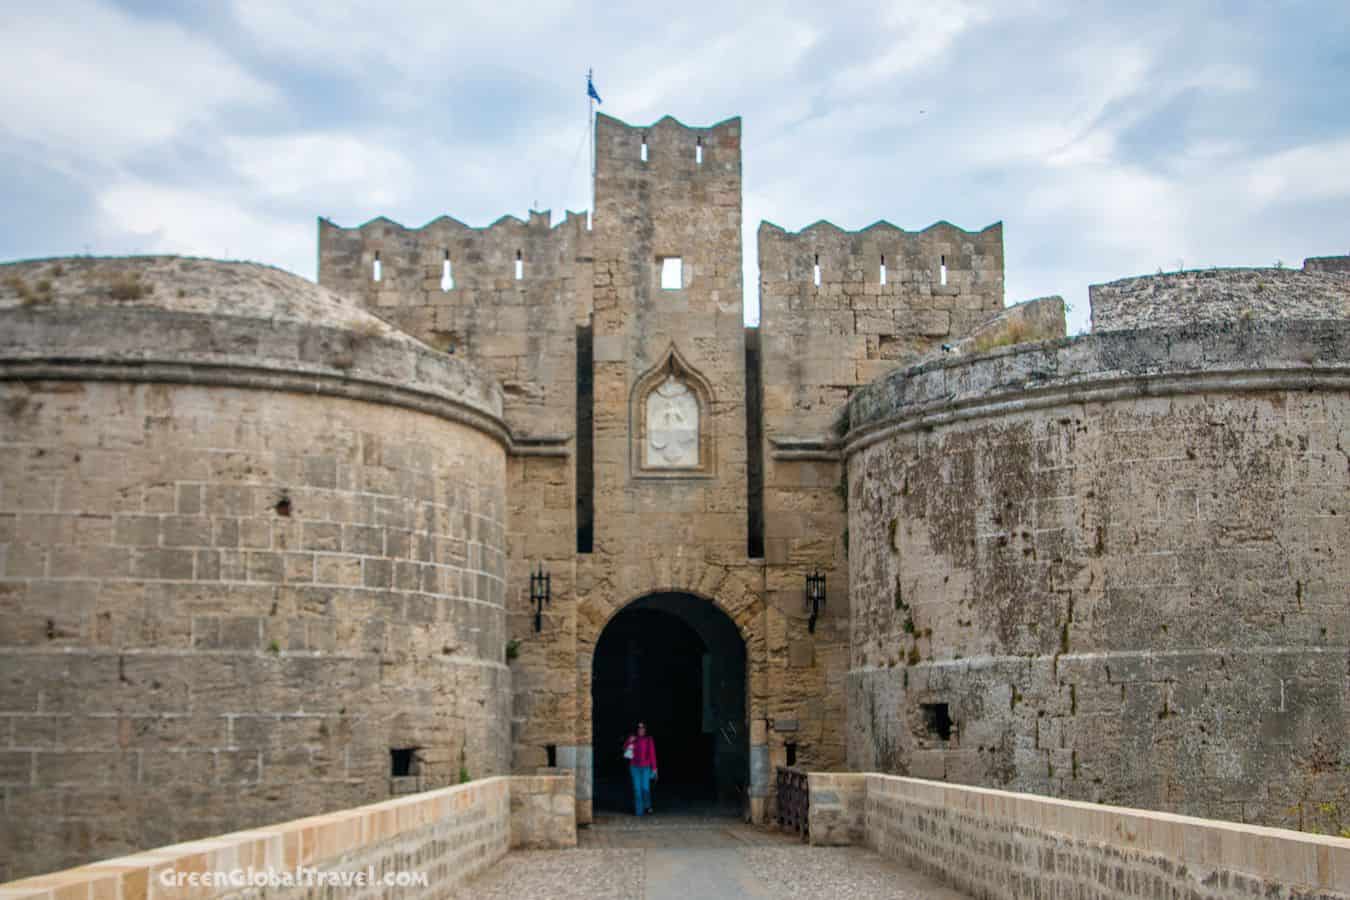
[640,135,648,163]
[785,742,798,767]
[880,254,887,286]
[696,137,703,165]
[441,251,454,291]
[660,257,683,290]
[545,744,557,767]
[390,747,417,777]
[576,324,594,553]
[515,250,524,281]
[921,703,953,741]
[940,254,948,286]
[372,251,382,282]
[813,254,821,287]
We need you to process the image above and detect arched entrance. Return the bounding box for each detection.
[591,592,748,815]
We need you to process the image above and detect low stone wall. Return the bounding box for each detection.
[0,774,575,899]
[808,773,1350,899]
[807,772,866,846]
[1088,259,1350,332]
[510,774,579,849]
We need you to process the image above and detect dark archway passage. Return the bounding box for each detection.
[592,593,748,816]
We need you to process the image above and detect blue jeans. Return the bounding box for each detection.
[629,765,653,815]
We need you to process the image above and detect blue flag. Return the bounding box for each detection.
[587,71,602,104]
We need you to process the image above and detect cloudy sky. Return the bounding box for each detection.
[2,1,1347,333]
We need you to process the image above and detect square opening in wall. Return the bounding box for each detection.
[921,703,953,741]
[660,257,683,290]
[390,747,418,777]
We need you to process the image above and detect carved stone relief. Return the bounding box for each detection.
[645,374,699,467]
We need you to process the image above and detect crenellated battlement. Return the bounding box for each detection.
[319,208,590,302]
[758,219,1002,290]
[594,113,742,179]
[757,216,1005,437]
[318,208,592,436]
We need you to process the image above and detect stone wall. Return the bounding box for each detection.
[0,775,576,899]
[755,219,1004,780]
[317,211,589,439]
[854,774,1349,899]
[844,320,1350,830]
[317,211,587,777]
[940,296,1066,357]
[1089,258,1350,332]
[578,113,768,817]
[758,219,1004,434]
[1305,256,1350,276]
[806,771,867,846]
[0,258,513,880]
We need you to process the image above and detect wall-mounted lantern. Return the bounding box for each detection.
[805,569,826,634]
[530,563,551,633]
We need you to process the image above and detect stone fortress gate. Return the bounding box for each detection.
[1,113,1346,881]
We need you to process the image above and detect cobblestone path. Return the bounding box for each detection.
[453,816,969,899]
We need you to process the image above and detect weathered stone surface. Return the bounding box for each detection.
[845,319,1350,830]
[0,259,512,881]
[1089,259,1350,332]
[861,774,1350,899]
[0,775,575,900]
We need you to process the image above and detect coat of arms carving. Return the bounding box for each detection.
[645,375,699,467]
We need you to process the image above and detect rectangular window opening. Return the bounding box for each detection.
[696,138,703,165]
[921,703,953,741]
[660,256,683,290]
[373,251,382,283]
[545,744,557,767]
[441,251,454,292]
[641,135,648,163]
[813,254,821,287]
[515,250,524,281]
[745,328,765,559]
[390,747,418,777]
[576,323,594,554]
[785,741,798,767]
[940,254,948,287]
[880,254,887,286]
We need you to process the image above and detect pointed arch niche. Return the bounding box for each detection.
[630,345,716,478]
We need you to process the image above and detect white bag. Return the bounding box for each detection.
[623,745,634,760]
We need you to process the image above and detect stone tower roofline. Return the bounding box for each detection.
[843,318,1350,458]
[758,218,1002,238]
[594,113,742,179]
[318,209,589,235]
[595,111,743,134]
[0,254,509,444]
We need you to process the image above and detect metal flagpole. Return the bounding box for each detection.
[588,68,595,230]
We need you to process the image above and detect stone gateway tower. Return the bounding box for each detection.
[315,113,1011,824]
[317,114,858,822]
[2,111,1346,880]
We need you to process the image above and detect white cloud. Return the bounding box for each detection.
[1242,137,1350,205]
[0,0,274,162]
[97,181,312,276]
[1,0,1346,345]
[831,0,990,94]
[229,0,576,81]
[225,133,418,209]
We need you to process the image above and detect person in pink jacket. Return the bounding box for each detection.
[622,721,658,815]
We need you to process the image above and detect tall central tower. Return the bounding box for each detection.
[588,114,747,554]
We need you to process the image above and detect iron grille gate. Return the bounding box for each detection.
[776,766,808,841]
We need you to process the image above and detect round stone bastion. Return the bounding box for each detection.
[0,256,511,880]
[843,317,1349,832]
